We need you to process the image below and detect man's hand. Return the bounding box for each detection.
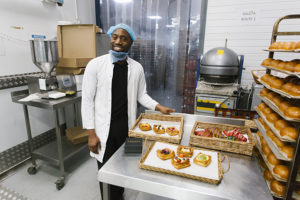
[87,129,101,154]
[155,104,176,115]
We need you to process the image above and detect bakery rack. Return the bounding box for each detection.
[255,14,300,200]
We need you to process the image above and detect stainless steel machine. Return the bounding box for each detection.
[194,45,244,115]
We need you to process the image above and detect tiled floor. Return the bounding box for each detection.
[0,151,172,200]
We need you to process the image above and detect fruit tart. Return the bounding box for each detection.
[166,126,179,136]
[193,153,211,167]
[139,123,152,131]
[156,148,175,160]
[153,124,165,134]
[177,145,193,158]
[171,154,191,169]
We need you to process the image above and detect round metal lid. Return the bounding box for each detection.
[201,47,239,67]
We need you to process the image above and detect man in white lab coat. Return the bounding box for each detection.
[81,23,175,200]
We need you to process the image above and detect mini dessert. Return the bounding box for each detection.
[273,165,289,180]
[284,107,300,119]
[263,169,274,181]
[171,154,191,169]
[275,120,290,131]
[139,123,152,131]
[267,153,282,166]
[156,148,175,160]
[266,113,280,124]
[193,153,211,167]
[177,146,193,158]
[280,145,295,159]
[153,124,165,134]
[280,126,298,140]
[166,126,179,136]
[270,180,286,197]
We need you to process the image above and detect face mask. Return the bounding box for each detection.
[109,50,128,63]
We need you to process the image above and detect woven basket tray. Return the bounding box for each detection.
[129,113,184,144]
[189,121,254,156]
[139,141,230,184]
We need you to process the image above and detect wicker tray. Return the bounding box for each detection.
[129,113,184,144]
[189,121,254,156]
[139,141,230,185]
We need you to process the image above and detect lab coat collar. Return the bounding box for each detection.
[109,55,131,81]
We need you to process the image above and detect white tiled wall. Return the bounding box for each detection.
[204,0,300,87]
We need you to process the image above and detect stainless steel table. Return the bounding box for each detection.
[98,113,273,200]
[11,89,85,190]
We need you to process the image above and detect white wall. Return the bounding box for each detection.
[0,0,95,152]
[204,0,300,87]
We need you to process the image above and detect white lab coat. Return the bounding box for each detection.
[81,54,158,162]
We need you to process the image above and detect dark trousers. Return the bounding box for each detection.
[97,117,128,200]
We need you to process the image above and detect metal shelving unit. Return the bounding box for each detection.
[257,14,300,199]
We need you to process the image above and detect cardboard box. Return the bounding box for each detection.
[66,126,89,144]
[56,67,85,75]
[57,24,110,68]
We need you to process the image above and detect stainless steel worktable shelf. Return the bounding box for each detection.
[98,112,273,200]
[11,89,85,190]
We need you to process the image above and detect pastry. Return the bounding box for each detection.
[295,41,300,49]
[279,101,293,112]
[271,78,284,89]
[266,92,278,100]
[289,85,300,96]
[280,145,294,159]
[267,153,282,166]
[272,135,285,148]
[166,126,179,136]
[156,148,175,160]
[283,61,297,72]
[270,180,286,197]
[207,127,222,138]
[274,120,290,131]
[273,96,284,107]
[281,83,294,93]
[273,165,289,180]
[193,153,211,167]
[280,126,298,140]
[263,107,273,115]
[266,113,280,124]
[261,58,273,66]
[153,124,165,134]
[260,88,270,96]
[266,130,275,139]
[284,107,300,119]
[257,102,267,111]
[177,146,193,158]
[282,41,296,50]
[171,154,191,169]
[294,64,300,72]
[277,61,287,70]
[269,42,282,50]
[270,60,282,68]
[194,129,212,137]
[261,74,272,83]
[262,144,272,155]
[139,123,152,131]
[263,169,274,181]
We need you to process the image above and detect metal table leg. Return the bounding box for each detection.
[22,105,37,175]
[103,183,110,200]
[73,103,79,126]
[53,109,65,190]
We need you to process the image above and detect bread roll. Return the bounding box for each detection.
[280,126,298,140]
[270,180,286,196]
[284,61,297,72]
[261,58,273,66]
[289,85,300,96]
[266,92,278,100]
[282,41,296,50]
[266,130,276,139]
[267,153,282,165]
[271,78,284,89]
[273,96,284,107]
[273,165,289,180]
[262,144,272,155]
[272,135,285,148]
[270,60,282,68]
[280,145,295,159]
[295,64,300,72]
[295,41,300,49]
[266,113,281,124]
[263,107,273,115]
[267,76,277,86]
[281,83,294,93]
[257,131,262,139]
[264,169,274,181]
[277,61,287,70]
[274,120,290,131]
[269,42,284,50]
[258,117,265,125]
[261,74,272,83]
[284,107,300,119]
[258,102,267,111]
[261,138,267,146]
[279,101,293,112]
[260,88,270,96]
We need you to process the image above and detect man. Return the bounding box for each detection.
[81,23,175,200]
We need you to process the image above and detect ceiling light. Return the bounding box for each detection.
[114,0,132,3]
[148,16,162,20]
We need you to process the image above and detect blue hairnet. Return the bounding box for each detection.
[107,23,135,41]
